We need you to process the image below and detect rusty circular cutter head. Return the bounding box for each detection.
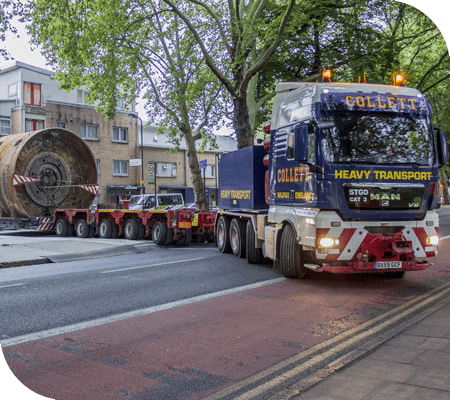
[0,128,98,218]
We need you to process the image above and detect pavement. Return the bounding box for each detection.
[1,214,450,399]
[290,297,450,400]
[0,230,150,268]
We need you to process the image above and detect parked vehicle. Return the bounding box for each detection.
[128,193,184,210]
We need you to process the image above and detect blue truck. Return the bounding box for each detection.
[215,79,448,279]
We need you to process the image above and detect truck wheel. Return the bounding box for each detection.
[98,219,113,238]
[280,224,307,279]
[216,216,231,253]
[152,221,167,245]
[76,219,90,238]
[124,219,139,240]
[55,219,69,237]
[230,218,246,258]
[246,220,263,264]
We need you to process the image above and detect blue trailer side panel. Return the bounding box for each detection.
[218,146,268,210]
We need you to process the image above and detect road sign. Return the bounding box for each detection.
[199,159,207,169]
[130,158,142,167]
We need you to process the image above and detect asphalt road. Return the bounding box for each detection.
[0,244,280,339]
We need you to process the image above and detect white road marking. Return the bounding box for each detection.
[0,283,24,289]
[1,277,286,347]
[101,257,208,273]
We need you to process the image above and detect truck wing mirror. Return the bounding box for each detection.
[437,129,448,166]
[295,125,309,163]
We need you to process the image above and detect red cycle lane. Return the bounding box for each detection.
[3,242,450,400]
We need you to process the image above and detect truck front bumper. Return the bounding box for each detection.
[308,259,430,274]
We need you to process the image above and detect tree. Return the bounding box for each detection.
[160,0,296,148]
[27,0,224,209]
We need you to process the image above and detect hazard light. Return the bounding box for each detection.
[322,68,332,83]
[393,72,406,86]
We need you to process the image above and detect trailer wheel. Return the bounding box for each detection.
[177,228,192,246]
[111,222,119,238]
[280,224,307,279]
[164,228,174,245]
[55,219,69,237]
[152,221,167,245]
[98,219,113,238]
[246,220,263,264]
[230,218,246,258]
[137,222,145,240]
[216,216,231,253]
[124,219,139,240]
[76,219,90,238]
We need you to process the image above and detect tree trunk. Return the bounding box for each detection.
[184,132,207,209]
[233,95,254,149]
[439,168,449,205]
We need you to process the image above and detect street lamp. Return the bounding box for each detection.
[128,113,145,196]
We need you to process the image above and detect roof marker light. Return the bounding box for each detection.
[322,68,332,83]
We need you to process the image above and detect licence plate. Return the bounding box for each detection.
[374,261,402,269]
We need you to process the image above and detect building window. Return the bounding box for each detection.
[112,127,128,143]
[77,89,90,104]
[25,119,45,132]
[113,160,128,176]
[204,164,216,178]
[81,123,99,140]
[24,82,41,106]
[0,118,11,136]
[8,83,18,97]
[156,162,177,177]
[56,121,67,129]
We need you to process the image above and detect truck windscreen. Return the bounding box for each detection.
[321,112,433,166]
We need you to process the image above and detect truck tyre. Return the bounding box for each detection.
[152,221,167,245]
[216,216,232,253]
[55,219,69,237]
[76,219,90,238]
[98,219,113,238]
[164,228,174,245]
[177,228,192,246]
[137,222,145,240]
[124,219,139,240]
[280,224,307,279]
[230,218,246,258]
[111,222,119,238]
[246,220,263,264]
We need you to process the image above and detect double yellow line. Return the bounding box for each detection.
[205,280,450,400]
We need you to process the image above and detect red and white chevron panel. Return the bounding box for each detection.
[13,174,41,186]
[80,185,99,195]
[37,217,55,231]
[316,223,439,261]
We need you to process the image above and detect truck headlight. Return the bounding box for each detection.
[426,235,439,246]
[319,237,340,248]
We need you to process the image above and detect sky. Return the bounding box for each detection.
[2,11,155,116]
